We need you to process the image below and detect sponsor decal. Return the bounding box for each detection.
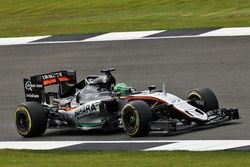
[75,101,100,117]
[41,72,63,80]
[25,81,43,91]
[26,93,40,98]
[86,78,95,84]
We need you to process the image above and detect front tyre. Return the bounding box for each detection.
[121,100,152,137]
[15,102,47,137]
[188,88,219,112]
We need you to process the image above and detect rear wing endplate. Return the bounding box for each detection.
[23,71,76,103]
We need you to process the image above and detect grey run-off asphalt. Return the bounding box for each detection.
[0,36,249,141]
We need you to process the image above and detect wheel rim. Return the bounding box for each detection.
[123,109,137,133]
[16,112,29,132]
[190,95,205,106]
[189,94,207,112]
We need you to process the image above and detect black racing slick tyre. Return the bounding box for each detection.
[15,102,47,137]
[121,100,152,137]
[188,88,219,112]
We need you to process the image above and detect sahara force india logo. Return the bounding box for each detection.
[74,101,100,118]
[25,81,43,91]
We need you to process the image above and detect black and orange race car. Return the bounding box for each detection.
[15,68,240,137]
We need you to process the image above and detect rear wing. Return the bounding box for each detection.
[23,71,77,103]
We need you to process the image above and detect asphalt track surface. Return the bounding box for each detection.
[0,36,250,141]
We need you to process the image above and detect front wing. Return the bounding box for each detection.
[149,108,240,134]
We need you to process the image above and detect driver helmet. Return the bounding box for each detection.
[114,83,129,96]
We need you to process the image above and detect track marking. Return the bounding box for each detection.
[0,36,50,46]
[83,30,165,41]
[0,141,85,150]
[1,27,250,46]
[198,27,250,37]
[144,140,250,151]
[1,140,250,151]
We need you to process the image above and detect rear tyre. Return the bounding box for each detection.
[121,100,152,137]
[15,102,47,137]
[188,88,219,112]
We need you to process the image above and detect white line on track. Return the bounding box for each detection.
[83,30,165,41]
[198,27,250,37]
[0,35,50,46]
[144,140,250,151]
[0,141,84,150]
[1,140,250,151]
[1,27,250,46]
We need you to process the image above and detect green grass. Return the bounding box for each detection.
[1,0,250,37]
[0,150,250,167]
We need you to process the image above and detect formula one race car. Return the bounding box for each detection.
[14,68,240,137]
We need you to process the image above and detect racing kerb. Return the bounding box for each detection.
[1,140,250,151]
[1,27,250,46]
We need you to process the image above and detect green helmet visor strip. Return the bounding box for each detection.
[114,83,130,96]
